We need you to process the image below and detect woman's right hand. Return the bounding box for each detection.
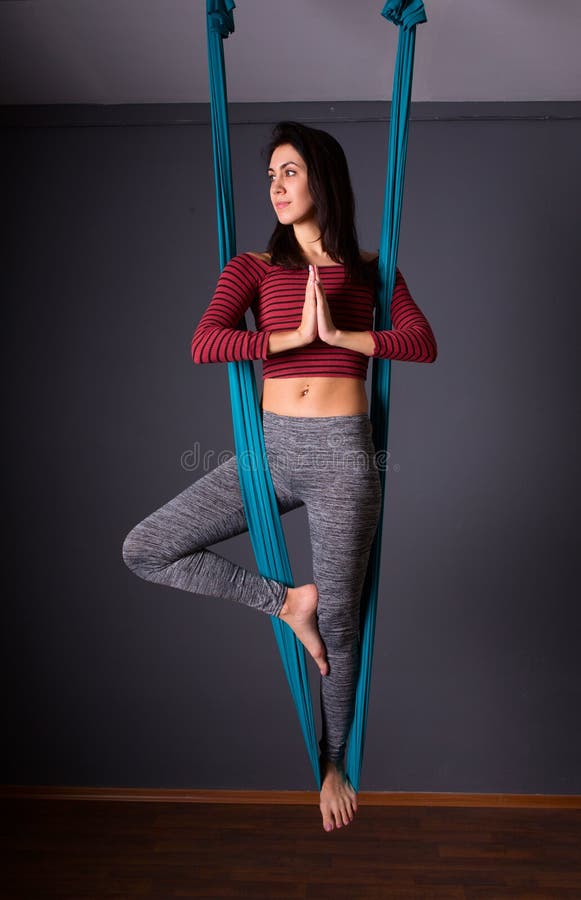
[297,265,318,346]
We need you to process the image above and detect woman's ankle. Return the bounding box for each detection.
[319,752,346,777]
[278,585,291,617]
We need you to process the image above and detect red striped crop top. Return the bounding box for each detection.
[191,252,437,379]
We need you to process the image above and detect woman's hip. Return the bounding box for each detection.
[261,409,380,498]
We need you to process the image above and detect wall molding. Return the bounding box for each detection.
[2,785,581,808]
[1,100,580,129]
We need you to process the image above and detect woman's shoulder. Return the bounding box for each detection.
[226,252,272,279]
[245,251,272,264]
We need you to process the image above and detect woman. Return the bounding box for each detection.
[122,121,437,833]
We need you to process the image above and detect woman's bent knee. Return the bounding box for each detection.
[122,526,146,577]
[122,522,166,580]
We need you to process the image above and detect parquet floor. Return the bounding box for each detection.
[2,799,581,898]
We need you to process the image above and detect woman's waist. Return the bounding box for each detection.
[260,376,368,418]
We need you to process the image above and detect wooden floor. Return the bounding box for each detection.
[2,799,581,899]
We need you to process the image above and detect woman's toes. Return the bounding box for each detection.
[321,810,334,832]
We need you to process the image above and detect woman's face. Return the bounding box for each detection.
[268,143,316,226]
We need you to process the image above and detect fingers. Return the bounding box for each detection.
[313,267,325,298]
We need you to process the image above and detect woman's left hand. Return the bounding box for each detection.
[312,265,340,345]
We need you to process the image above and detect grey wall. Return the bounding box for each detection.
[2,0,581,104]
[3,103,581,792]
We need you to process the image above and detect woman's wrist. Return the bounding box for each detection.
[266,329,306,357]
[332,329,376,357]
[266,329,376,357]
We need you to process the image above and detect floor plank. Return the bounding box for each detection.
[2,800,581,898]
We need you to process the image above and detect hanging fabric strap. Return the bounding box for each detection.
[346,0,427,790]
[204,0,426,792]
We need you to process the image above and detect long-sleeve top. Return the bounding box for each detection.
[191,252,438,379]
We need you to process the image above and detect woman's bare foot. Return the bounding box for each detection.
[278,584,329,676]
[319,757,358,832]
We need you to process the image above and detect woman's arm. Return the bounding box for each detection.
[332,268,438,363]
[191,254,272,363]
[265,330,304,356]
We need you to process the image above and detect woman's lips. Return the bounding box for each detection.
[275,202,291,209]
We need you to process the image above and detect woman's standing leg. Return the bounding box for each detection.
[305,425,382,767]
[293,413,382,830]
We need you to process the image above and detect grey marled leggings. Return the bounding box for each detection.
[122,409,382,765]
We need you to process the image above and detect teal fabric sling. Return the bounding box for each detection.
[205,0,427,791]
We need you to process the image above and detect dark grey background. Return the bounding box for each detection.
[3,102,580,791]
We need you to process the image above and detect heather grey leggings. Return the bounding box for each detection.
[122,409,382,765]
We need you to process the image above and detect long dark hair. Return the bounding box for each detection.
[260,121,376,288]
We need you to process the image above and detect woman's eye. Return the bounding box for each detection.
[268,169,296,182]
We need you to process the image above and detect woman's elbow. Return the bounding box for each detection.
[426,337,438,363]
[191,325,219,364]
[418,324,438,363]
[410,327,438,363]
[190,336,200,364]
[190,331,208,364]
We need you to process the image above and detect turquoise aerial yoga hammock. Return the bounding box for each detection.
[205,0,427,792]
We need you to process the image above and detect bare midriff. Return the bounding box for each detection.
[260,376,369,418]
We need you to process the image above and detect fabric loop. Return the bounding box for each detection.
[207,0,236,38]
[381,0,427,30]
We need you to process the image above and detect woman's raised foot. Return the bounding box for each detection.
[278,584,329,676]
